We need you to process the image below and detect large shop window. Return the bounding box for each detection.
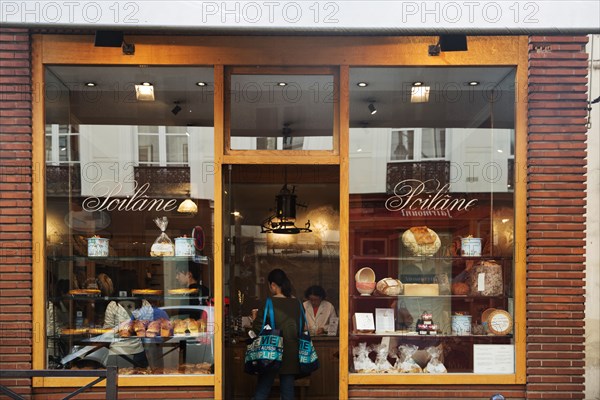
[348,67,516,375]
[44,66,216,376]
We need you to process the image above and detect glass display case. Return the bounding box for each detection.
[348,66,517,376]
[44,65,216,376]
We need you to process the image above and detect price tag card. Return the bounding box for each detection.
[473,344,515,374]
[375,308,395,333]
[353,313,375,332]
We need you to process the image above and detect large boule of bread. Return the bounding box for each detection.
[402,226,441,256]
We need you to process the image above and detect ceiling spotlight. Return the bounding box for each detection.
[357,82,368,87]
[171,102,182,116]
[196,81,207,87]
[468,81,480,86]
[135,83,155,101]
[277,82,287,87]
[412,81,424,87]
[85,82,97,87]
[411,86,431,103]
[368,103,377,115]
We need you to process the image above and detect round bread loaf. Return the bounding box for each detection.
[376,278,403,296]
[402,226,441,256]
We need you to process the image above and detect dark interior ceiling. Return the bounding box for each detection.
[45,65,516,131]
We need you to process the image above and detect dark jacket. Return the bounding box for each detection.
[253,296,301,375]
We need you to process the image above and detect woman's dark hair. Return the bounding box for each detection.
[268,268,292,297]
[305,285,326,300]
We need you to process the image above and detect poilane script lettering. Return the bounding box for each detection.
[385,179,477,213]
[82,181,179,213]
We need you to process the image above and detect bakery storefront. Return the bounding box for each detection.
[0,1,593,391]
[26,33,530,398]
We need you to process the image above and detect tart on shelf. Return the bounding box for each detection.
[61,328,88,335]
[89,327,114,335]
[132,289,163,296]
[168,288,199,295]
[68,289,101,296]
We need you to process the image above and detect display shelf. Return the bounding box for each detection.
[62,295,210,302]
[351,255,513,262]
[350,294,512,300]
[47,255,210,264]
[350,333,513,339]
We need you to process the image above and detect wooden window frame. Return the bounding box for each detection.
[31,35,528,398]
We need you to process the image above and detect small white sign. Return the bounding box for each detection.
[473,344,515,374]
[375,308,395,333]
[353,313,375,332]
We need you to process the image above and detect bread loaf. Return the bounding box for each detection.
[376,278,403,296]
[402,226,441,256]
[146,320,160,337]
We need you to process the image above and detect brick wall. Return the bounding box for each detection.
[526,36,589,400]
[0,27,33,397]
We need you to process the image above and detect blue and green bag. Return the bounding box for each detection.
[244,297,283,375]
[298,301,320,375]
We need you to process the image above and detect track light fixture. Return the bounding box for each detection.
[94,30,135,55]
[428,35,468,56]
[368,102,377,115]
[171,101,182,115]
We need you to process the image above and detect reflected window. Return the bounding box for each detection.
[228,71,335,151]
[43,66,215,376]
[348,66,517,376]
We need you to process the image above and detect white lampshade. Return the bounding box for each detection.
[177,198,198,214]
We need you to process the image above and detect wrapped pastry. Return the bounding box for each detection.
[150,216,174,257]
[396,344,422,373]
[373,344,393,372]
[352,342,376,373]
[423,345,447,373]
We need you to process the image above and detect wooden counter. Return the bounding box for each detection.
[226,336,339,399]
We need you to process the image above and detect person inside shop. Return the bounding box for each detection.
[303,285,337,336]
[252,268,301,400]
[176,263,210,304]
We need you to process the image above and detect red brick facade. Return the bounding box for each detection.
[0,29,590,399]
[0,27,34,398]
[525,36,588,400]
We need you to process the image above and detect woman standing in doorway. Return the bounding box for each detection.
[252,268,301,400]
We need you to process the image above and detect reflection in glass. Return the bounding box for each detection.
[44,66,215,375]
[229,74,335,150]
[348,67,516,375]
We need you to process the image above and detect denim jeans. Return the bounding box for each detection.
[253,369,295,400]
